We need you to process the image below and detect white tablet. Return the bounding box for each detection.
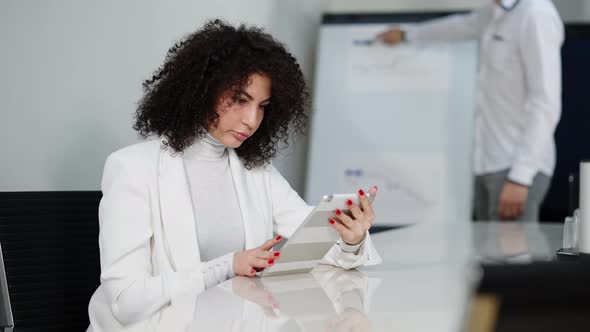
[260,193,374,277]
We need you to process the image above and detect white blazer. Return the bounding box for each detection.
[87,139,382,332]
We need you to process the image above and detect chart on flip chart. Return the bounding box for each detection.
[305,14,478,226]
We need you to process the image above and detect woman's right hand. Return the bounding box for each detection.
[233,236,282,276]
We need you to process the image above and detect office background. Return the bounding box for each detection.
[1,1,589,331]
[1,0,588,196]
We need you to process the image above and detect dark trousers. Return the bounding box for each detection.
[474,169,551,222]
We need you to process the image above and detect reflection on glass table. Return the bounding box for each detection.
[188,265,379,332]
[90,221,478,332]
[472,222,562,264]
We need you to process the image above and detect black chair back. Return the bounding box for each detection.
[0,191,101,332]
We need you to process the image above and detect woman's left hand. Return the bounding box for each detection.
[329,186,378,245]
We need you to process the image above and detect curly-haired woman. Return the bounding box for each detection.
[88,20,381,331]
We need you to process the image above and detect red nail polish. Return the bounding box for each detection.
[335,209,342,216]
[346,199,353,206]
[359,189,365,196]
[273,252,280,257]
[275,236,282,241]
[329,218,335,224]
[268,259,275,264]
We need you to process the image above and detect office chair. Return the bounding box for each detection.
[0,243,13,332]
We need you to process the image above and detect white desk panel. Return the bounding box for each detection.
[101,221,479,332]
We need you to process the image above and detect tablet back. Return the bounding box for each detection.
[261,194,371,277]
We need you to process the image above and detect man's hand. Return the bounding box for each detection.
[497,182,529,220]
[376,28,405,45]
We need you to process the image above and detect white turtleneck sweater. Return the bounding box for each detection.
[183,133,364,289]
[183,133,244,288]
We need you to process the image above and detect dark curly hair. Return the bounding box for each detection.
[133,19,310,169]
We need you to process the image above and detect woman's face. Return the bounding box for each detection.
[209,73,271,148]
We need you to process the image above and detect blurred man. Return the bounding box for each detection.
[378,0,564,222]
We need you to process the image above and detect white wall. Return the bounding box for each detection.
[554,0,590,22]
[1,0,588,193]
[324,0,486,12]
[264,0,327,195]
[324,0,590,20]
[0,0,321,192]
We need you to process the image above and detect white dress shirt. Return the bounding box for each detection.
[404,0,564,185]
